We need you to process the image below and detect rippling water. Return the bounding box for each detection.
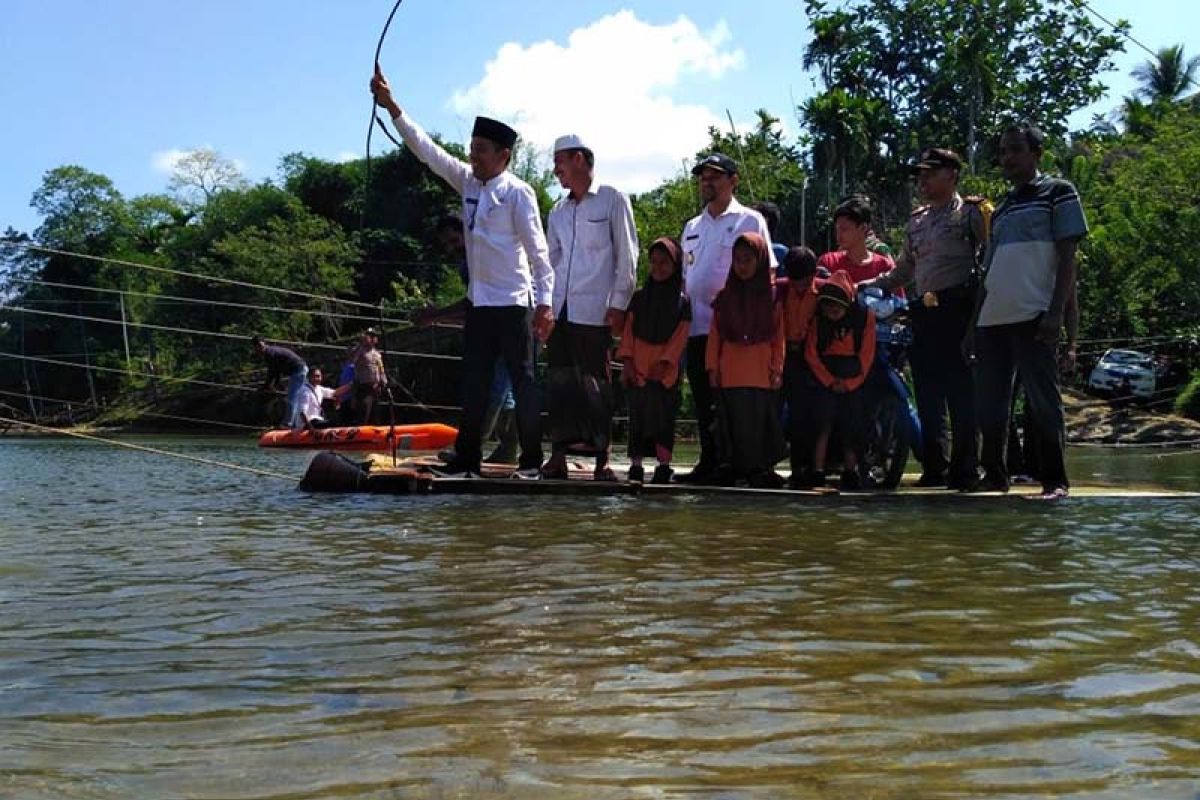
[3,437,1200,799]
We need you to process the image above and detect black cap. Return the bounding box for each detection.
[691,153,739,176]
[472,116,518,149]
[363,327,380,337]
[910,147,963,172]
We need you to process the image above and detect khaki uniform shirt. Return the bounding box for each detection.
[871,194,985,296]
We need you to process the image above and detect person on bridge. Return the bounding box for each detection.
[254,337,306,429]
[372,65,554,480]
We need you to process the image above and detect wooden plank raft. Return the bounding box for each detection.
[297,452,1198,500]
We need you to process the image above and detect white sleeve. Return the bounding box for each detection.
[546,205,563,271]
[514,184,554,307]
[609,190,639,310]
[390,111,470,195]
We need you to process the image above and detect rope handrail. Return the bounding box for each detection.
[0,418,298,482]
[2,241,387,312]
[8,277,412,326]
[0,305,463,362]
[0,351,260,393]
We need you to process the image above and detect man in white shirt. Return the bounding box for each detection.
[296,368,347,431]
[540,135,638,481]
[372,65,554,479]
[677,153,776,483]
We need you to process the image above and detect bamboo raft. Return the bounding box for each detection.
[298,452,1198,501]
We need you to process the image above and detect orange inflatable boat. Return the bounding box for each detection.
[258,423,458,452]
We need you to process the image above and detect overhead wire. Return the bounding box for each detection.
[1,241,392,312]
[0,305,462,362]
[0,418,299,482]
[1071,0,1200,94]
[8,277,412,326]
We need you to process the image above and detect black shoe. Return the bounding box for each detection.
[650,464,674,484]
[594,465,618,482]
[809,470,827,488]
[713,465,737,487]
[788,469,816,490]
[839,469,863,491]
[539,455,569,481]
[676,464,716,484]
[961,473,1009,493]
[946,472,978,491]
[915,472,947,488]
[627,464,645,483]
[430,460,481,479]
[748,469,786,489]
[483,446,518,465]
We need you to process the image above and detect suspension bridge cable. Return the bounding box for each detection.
[0,387,266,432]
[1071,0,1200,94]
[8,277,411,326]
[1,241,392,313]
[0,305,462,362]
[0,351,260,393]
[0,418,299,482]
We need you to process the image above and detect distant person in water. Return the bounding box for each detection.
[254,336,307,429]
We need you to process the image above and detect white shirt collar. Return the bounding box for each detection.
[704,196,746,221]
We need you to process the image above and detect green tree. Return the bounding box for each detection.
[799,0,1126,231]
[1131,44,1200,104]
[1076,106,1200,343]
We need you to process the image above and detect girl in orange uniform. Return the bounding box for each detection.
[618,238,692,484]
[705,232,786,488]
[804,270,876,490]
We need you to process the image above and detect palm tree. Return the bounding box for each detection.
[1131,45,1200,104]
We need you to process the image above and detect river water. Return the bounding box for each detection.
[2,437,1199,799]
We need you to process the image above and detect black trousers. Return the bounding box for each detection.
[974,319,1068,490]
[685,335,717,470]
[545,320,612,454]
[456,306,542,470]
[783,349,814,475]
[909,293,978,482]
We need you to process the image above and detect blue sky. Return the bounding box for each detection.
[2,1,1196,236]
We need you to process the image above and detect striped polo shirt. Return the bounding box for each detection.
[978,173,1088,327]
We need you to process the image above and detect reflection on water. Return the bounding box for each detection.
[2,438,1200,799]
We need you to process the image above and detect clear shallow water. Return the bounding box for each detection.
[2,437,1199,799]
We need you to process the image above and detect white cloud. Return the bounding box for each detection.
[152,148,191,175]
[449,11,745,192]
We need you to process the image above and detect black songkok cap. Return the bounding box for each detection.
[472,116,518,149]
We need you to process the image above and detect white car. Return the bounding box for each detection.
[1087,349,1157,398]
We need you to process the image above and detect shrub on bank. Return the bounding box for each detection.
[1175,373,1200,421]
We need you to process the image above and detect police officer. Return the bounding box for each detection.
[859,148,988,489]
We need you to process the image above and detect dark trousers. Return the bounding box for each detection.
[456,306,542,470]
[974,319,1068,490]
[545,320,612,454]
[783,349,814,475]
[910,295,978,482]
[685,335,716,470]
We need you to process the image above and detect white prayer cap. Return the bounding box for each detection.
[553,134,592,155]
